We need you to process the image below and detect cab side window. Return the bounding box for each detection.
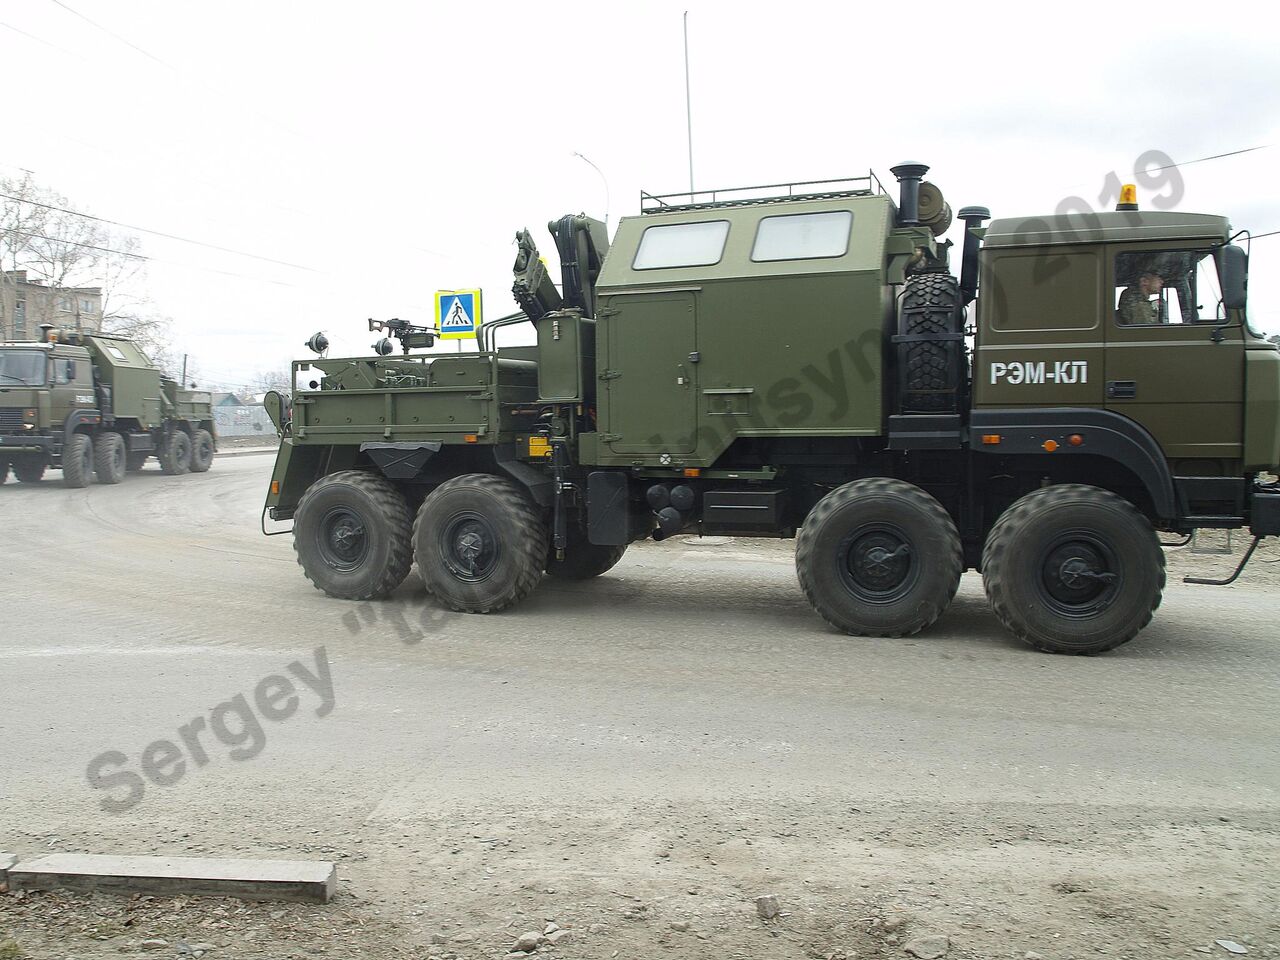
[1114,250,1221,326]
[55,359,78,384]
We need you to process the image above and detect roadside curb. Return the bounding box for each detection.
[218,446,279,458]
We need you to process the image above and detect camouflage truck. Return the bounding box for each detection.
[0,329,216,488]
[263,163,1279,654]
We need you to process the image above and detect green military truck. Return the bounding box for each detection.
[263,163,1279,654]
[0,329,216,488]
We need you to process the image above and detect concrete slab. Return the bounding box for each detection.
[8,854,335,903]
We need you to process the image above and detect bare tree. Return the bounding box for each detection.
[252,370,292,396]
[1,173,175,369]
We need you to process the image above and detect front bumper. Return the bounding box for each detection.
[0,433,53,454]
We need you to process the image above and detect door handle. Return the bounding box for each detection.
[1107,380,1137,399]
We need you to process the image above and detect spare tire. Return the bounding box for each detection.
[897,274,964,414]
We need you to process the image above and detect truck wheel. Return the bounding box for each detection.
[982,485,1164,655]
[13,456,47,484]
[796,478,962,637]
[62,434,94,488]
[161,431,191,475]
[545,530,627,580]
[294,470,413,600]
[126,452,149,472]
[189,429,215,473]
[93,432,127,484]
[414,474,548,613]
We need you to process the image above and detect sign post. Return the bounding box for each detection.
[435,289,483,351]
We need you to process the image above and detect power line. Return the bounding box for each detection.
[10,228,303,289]
[47,0,172,68]
[0,18,83,56]
[1149,144,1272,173]
[0,192,322,273]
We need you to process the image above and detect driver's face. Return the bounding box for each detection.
[1140,274,1163,295]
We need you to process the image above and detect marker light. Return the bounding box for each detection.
[981,434,1001,445]
[1042,439,1059,452]
[1068,434,1084,446]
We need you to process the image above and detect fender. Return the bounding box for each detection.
[63,408,103,436]
[970,408,1176,520]
[493,442,555,508]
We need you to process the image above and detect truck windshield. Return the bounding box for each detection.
[0,350,46,385]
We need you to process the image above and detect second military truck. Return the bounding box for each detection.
[264,163,1279,654]
[0,330,216,487]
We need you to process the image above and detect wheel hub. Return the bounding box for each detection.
[1039,535,1121,617]
[441,513,500,582]
[839,525,917,603]
[318,508,369,571]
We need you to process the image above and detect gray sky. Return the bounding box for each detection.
[4,0,1279,387]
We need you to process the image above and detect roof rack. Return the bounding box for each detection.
[640,172,887,215]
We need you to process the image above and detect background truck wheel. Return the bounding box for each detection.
[0,455,10,483]
[982,484,1165,655]
[293,470,413,600]
[93,432,127,484]
[189,428,215,472]
[126,451,149,472]
[796,478,962,637]
[414,474,548,613]
[13,455,46,484]
[545,529,627,580]
[62,434,94,488]
[161,430,191,475]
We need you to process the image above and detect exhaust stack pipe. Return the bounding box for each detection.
[957,206,991,306]
[889,161,930,226]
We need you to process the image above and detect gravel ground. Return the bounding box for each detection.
[1,456,1277,960]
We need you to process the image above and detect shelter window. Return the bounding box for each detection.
[752,210,853,262]
[633,221,730,270]
[105,345,127,361]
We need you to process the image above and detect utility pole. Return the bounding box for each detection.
[683,11,694,197]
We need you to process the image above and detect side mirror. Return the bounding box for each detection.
[1219,244,1248,311]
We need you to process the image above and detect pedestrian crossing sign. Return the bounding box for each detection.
[435,289,483,340]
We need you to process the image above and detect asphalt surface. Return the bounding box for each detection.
[1,453,1278,959]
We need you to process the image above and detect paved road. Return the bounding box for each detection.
[1,454,1278,959]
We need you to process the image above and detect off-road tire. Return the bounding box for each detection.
[900,274,962,414]
[126,451,149,472]
[189,428,215,473]
[161,430,191,476]
[414,474,548,613]
[982,484,1165,655]
[93,432,127,484]
[0,455,10,483]
[13,456,46,484]
[796,478,962,637]
[62,434,94,488]
[294,470,413,600]
[545,530,627,580]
